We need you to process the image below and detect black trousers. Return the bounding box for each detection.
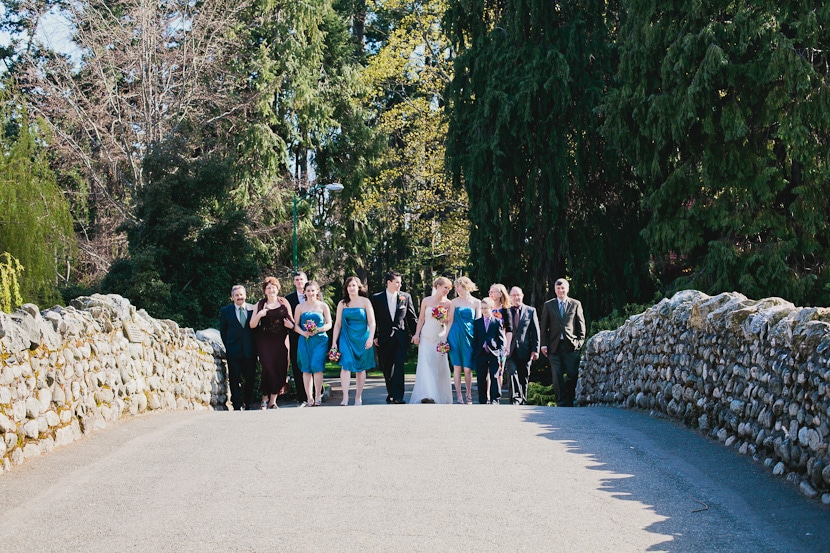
[476,355,501,404]
[226,356,257,410]
[506,355,532,405]
[289,334,307,403]
[550,342,580,407]
[377,330,408,401]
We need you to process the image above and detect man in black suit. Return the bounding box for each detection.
[506,286,540,405]
[219,285,257,410]
[473,297,506,404]
[539,278,586,407]
[285,271,308,405]
[370,271,417,404]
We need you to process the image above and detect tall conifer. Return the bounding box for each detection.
[445,0,652,314]
[604,2,830,303]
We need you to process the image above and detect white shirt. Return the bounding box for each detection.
[386,290,397,319]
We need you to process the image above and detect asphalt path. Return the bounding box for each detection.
[1,376,828,552]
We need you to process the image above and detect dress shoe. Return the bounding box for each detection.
[386,397,393,404]
[391,398,405,404]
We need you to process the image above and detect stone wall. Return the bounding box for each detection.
[579,290,830,502]
[0,294,228,475]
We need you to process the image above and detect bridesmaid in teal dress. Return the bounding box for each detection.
[446,276,481,404]
[293,280,332,406]
[330,276,376,405]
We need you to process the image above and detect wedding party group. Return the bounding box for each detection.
[218,270,585,410]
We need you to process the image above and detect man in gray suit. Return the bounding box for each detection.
[505,286,540,405]
[539,278,585,407]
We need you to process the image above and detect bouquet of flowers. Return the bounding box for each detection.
[432,305,448,323]
[304,319,318,334]
[492,309,503,321]
[436,341,450,354]
[328,347,341,362]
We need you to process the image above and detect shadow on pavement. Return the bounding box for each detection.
[521,406,830,553]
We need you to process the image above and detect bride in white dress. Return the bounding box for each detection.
[410,277,454,404]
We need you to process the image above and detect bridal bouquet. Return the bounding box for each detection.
[304,319,318,334]
[436,341,450,354]
[432,305,448,322]
[328,347,341,362]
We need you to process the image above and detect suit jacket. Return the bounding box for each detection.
[219,302,256,359]
[539,296,585,353]
[371,290,417,346]
[509,304,540,360]
[285,290,303,313]
[284,290,303,365]
[472,316,505,362]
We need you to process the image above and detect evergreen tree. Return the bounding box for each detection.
[445,0,652,314]
[603,1,830,304]
[235,0,378,282]
[358,0,469,293]
[0,85,75,307]
[101,132,262,329]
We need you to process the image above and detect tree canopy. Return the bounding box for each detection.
[2,0,829,325]
[0,85,75,308]
[445,0,654,315]
[603,1,830,305]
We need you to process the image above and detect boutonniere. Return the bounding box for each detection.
[397,293,406,305]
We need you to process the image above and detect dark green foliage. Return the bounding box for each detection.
[444,0,654,318]
[603,1,830,305]
[526,382,557,407]
[101,134,262,329]
[235,0,378,281]
[589,301,657,338]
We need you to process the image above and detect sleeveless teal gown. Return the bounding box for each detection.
[448,306,475,369]
[338,307,376,372]
[298,311,327,374]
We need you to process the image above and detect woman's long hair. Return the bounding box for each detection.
[341,276,368,305]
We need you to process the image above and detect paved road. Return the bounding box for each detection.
[1,376,828,552]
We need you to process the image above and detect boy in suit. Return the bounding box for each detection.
[219,285,257,410]
[473,297,506,404]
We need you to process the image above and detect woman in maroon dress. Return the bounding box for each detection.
[250,277,294,409]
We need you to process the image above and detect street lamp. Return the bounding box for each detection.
[292,182,344,273]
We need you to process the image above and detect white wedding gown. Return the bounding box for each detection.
[409,315,453,404]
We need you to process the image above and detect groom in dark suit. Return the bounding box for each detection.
[371,271,417,404]
[473,298,506,404]
[540,278,586,407]
[506,286,540,405]
[219,285,257,410]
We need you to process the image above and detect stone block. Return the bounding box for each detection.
[23,419,39,439]
[0,412,15,433]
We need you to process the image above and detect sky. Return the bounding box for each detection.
[0,4,81,66]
